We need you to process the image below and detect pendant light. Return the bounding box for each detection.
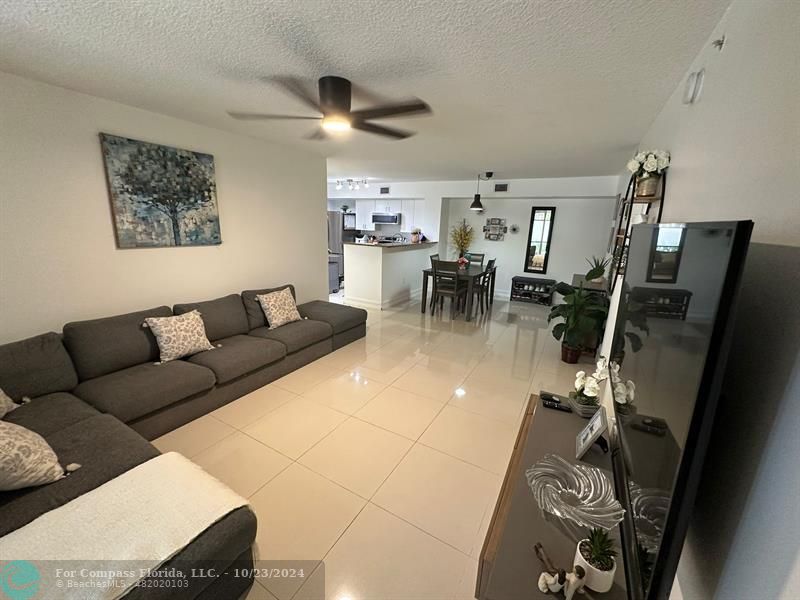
[470,171,493,211]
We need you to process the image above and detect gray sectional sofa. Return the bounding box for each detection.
[0,285,367,599]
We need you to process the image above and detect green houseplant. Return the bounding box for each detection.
[574,528,618,592]
[449,220,474,257]
[610,282,649,365]
[548,263,609,363]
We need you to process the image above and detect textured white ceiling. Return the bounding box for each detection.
[0,0,730,181]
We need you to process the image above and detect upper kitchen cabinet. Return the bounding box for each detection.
[401,199,426,231]
[355,199,375,230]
[376,199,402,214]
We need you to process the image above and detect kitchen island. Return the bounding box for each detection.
[343,241,438,309]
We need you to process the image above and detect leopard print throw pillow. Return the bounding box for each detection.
[0,421,66,491]
[257,288,302,329]
[144,310,215,362]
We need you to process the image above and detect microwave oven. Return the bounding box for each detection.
[371,212,401,225]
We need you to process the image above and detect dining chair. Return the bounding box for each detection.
[432,260,467,318]
[470,258,496,317]
[429,254,440,309]
[467,253,485,267]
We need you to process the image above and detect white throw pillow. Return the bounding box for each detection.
[144,310,215,362]
[257,288,302,329]
[0,421,66,491]
[0,387,20,418]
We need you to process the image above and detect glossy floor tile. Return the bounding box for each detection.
[243,397,348,459]
[211,384,297,429]
[372,444,500,554]
[419,405,517,475]
[192,431,291,498]
[294,503,471,600]
[272,361,342,395]
[355,386,445,440]
[152,414,235,458]
[302,370,387,415]
[299,418,413,498]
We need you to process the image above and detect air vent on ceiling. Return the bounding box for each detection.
[494,183,509,192]
[380,186,391,195]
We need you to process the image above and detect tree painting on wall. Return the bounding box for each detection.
[100,133,221,248]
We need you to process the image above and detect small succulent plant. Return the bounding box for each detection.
[581,528,617,571]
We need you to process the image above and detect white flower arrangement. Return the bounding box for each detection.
[608,360,635,406]
[626,150,670,178]
[572,358,613,406]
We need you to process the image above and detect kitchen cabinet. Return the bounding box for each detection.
[355,199,375,230]
[375,199,401,214]
[400,199,426,231]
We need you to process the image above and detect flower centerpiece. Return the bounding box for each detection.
[626,150,670,197]
[457,256,469,268]
[450,220,474,257]
[608,360,636,414]
[569,358,611,417]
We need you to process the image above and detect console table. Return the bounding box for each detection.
[477,395,627,600]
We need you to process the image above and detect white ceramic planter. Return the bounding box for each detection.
[574,540,617,593]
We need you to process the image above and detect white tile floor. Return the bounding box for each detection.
[153,298,593,600]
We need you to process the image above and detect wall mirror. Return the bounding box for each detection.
[524,207,556,274]
[646,225,686,283]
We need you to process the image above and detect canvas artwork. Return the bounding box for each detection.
[100,133,221,248]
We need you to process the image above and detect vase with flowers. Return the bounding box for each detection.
[450,220,474,258]
[568,358,611,418]
[627,150,670,197]
[608,361,636,415]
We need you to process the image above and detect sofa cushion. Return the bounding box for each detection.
[297,301,368,334]
[0,414,159,537]
[173,294,249,342]
[3,393,100,438]
[257,288,302,329]
[249,319,333,354]
[0,332,79,401]
[0,421,66,491]
[63,306,172,381]
[187,335,285,384]
[241,285,296,330]
[145,310,215,362]
[74,361,216,423]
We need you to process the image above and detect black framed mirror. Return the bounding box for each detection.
[524,207,556,274]
[646,225,686,283]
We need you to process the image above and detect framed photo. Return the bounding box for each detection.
[576,406,608,460]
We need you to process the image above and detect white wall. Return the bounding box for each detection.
[0,72,328,343]
[618,0,800,597]
[443,196,616,295]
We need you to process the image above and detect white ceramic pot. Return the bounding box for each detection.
[574,540,617,593]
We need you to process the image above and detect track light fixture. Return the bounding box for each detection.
[334,178,370,192]
[470,171,494,212]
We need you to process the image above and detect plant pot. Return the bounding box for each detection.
[635,174,660,197]
[561,344,581,364]
[574,540,617,593]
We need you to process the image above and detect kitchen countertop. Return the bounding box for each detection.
[343,241,437,249]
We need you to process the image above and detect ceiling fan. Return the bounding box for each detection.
[228,76,432,140]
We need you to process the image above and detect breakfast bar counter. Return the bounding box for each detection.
[343,241,438,309]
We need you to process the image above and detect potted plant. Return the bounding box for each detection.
[610,282,649,365]
[586,256,610,283]
[626,150,670,197]
[450,220,474,257]
[340,204,350,213]
[548,263,609,363]
[609,363,636,415]
[574,528,617,593]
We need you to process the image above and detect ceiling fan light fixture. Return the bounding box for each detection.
[321,115,351,132]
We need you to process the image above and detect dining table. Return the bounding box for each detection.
[421,264,495,321]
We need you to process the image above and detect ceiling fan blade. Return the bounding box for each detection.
[349,100,431,121]
[261,76,321,112]
[304,128,330,141]
[227,112,321,121]
[352,121,413,140]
